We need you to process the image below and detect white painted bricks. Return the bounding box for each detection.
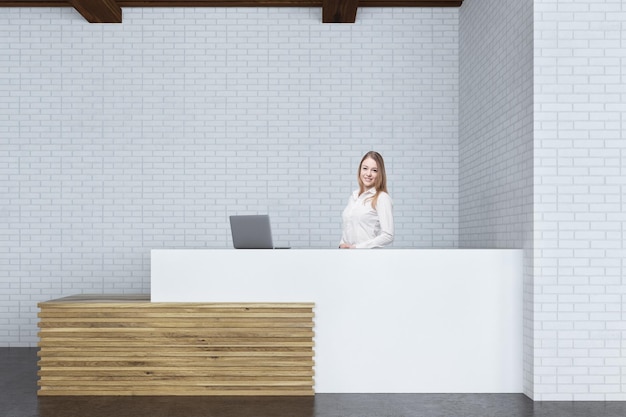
[0,7,459,346]
[533,0,626,401]
[3,1,626,402]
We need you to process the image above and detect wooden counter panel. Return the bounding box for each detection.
[37,295,315,396]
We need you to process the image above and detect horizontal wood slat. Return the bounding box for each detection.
[38,295,315,396]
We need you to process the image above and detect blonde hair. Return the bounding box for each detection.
[357,151,388,210]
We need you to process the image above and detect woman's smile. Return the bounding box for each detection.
[360,157,378,189]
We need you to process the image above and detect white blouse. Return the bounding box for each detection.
[340,188,394,249]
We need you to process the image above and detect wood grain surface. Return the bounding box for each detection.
[38,295,315,396]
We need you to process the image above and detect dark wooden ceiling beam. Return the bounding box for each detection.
[0,1,462,7]
[115,0,462,5]
[0,1,69,5]
[0,0,464,23]
[322,0,358,23]
[70,0,122,23]
[117,0,321,4]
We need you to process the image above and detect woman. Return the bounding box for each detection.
[339,151,394,249]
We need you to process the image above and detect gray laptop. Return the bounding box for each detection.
[229,215,275,249]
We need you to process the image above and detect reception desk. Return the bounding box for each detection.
[38,295,314,396]
[152,249,523,393]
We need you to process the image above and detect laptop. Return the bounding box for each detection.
[229,214,277,249]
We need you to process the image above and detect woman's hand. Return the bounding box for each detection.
[339,243,355,249]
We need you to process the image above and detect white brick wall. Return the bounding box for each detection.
[460,0,626,400]
[459,0,533,249]
[459,0,535,397]
[0,7,459,346]
[6,3,624,401]
[534,0,626,400]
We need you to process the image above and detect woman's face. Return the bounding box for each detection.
[359,157,379,190]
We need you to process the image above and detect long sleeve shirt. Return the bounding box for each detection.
[340,188,394,249]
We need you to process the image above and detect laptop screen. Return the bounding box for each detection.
[229,215,274,249]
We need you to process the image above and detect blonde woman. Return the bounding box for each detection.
[339,151,394,249]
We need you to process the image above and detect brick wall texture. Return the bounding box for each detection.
[0,7,459,346]
[2,1,626,401]
[533,0,626,401]
[459,0,534,398]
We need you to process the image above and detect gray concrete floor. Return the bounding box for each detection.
[3,348,626,417]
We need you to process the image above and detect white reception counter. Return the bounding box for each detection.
[151,249,523,393]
